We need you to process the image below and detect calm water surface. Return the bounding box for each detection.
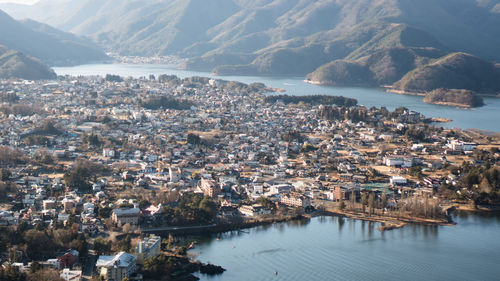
[54,63,500,132]
[189,212,500,281]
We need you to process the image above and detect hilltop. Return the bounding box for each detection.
[0,45,56,80]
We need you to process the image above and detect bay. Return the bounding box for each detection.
[189,212,500,281]
[53,63,500,132]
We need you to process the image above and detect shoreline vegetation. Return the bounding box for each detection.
[385,87,490,108]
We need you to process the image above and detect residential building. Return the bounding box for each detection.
[280,193,311,208]
[238,204,271,217]
[96,252,137,281]
[135,235,161,265]
[112,208,141,225]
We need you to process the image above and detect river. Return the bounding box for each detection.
[53,63,500,132]
[188,212,500,281]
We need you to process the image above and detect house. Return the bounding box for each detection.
[135,235,161,265]
[57,249,79,268]
[96,252,137,281]
[112,208,141,225]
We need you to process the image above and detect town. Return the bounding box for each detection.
[0,74,499,281]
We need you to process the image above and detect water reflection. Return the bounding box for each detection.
[338,216,345,232]
[188,213,500,281]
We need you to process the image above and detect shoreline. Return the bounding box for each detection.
[317,209,454,231]
[423,100,475,108]
[145,209,456,237]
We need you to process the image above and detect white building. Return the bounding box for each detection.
[103,148,115,158]
[60,268,82,281]
[390,176,408,186]
[239,204,271,217]
[135,235,161,265]
[96,252,137,281]
[281,193,312,208]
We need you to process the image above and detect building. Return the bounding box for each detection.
[57,250,79,269]
[200,178,221,197]
[269,184,292,194]
[112,208,141,225]
[43,199,56,210]
[333,186,360,202]
[390,176,408,186]
[103,148,115,158]
[384,155,416,168]
[238,204,271,217]
[280,193,312,208]
[96,252,137,281]
[60,268,82,281]
[448,140,477,152]
[135,235,161,265]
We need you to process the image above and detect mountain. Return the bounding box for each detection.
[393,53,500,94]
[0,45,57,80]
[2,0,500,75]
[0,9,107,66]
[305,45,447,86]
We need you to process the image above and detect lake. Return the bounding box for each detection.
[189,212,500,281]
[53,63,500,132]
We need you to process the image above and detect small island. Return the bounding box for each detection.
[423,88,484,108]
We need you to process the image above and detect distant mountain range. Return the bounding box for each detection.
[0,45,56,80]
[0,9,107,66]
[1,0,500,92]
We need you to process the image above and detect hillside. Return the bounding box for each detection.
[392,53,500,94]
[0,45,57,80]
[2,0,500,74]
[0,9,107,66]
[305,46,446,86]
[423,88,484,108]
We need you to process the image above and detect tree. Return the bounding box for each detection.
[0,168,11,181]
[187,133,201,145]
[350,190,356,211]
[24,229,54,260]
[368,192,375,216]
[409,166,423,178]
[381,192,387,214]
[361,192,368,213]
[94,237,112,255]
[28,268,64,281]
[338,197,345,211]
[199,196,218,218]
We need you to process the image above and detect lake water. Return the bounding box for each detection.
[53,63,500,132]
[189,212,500,281]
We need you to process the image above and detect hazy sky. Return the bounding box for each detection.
[0,0,39,4]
